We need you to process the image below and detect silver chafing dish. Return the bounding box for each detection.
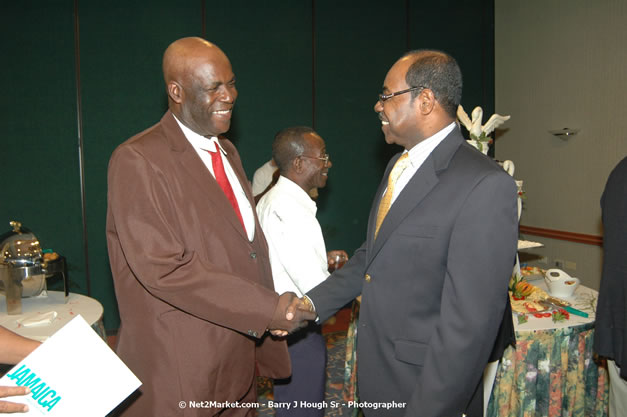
[0,221,66,314]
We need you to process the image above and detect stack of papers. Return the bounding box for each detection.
[0,315,141,416]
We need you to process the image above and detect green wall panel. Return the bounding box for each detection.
[79,0,203,329]
[314,0,408,256]
[408,0,496,126]
[0,2,86,292]
[203,0,314,179]
[2,1,493,331]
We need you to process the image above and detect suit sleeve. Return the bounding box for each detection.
[597,157,627,379]
[406,171,518,417]
[307,241,367,322]
[107,144,278,337]
[306,156,398,320]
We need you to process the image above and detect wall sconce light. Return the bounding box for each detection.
[549,128,579,139]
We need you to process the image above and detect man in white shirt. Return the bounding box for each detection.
[257,126,346,417]
[253,157,319,202]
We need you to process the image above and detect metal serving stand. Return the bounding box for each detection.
[0,221,68,315]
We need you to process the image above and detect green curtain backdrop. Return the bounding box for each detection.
[1,0,494,330]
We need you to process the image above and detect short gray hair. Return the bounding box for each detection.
[272,126,316,175]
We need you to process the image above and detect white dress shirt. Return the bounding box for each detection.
[173,115,255,241]
[387,122,457,205]
[256,176,329,297]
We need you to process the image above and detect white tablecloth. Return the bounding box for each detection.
[514,280,598,331]
[0,291,104,341]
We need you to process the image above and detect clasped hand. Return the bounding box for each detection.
[268,292,316,337]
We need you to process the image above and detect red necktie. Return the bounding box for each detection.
[207,148,246,233]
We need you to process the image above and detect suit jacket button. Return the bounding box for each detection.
[250,252,257,259]
[365,274,371,282]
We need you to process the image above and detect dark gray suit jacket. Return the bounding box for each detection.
[308,127,518,417]
[594,156,627,379]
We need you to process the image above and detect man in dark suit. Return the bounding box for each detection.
[106,37,313,416]
[302,50,518,416]
[594,156,627,416]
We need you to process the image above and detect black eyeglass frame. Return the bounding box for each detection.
[378,86,426,102]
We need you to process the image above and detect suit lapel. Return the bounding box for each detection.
[367,129,464,261]
[220,138,260,240]
[366,155,398,255]
[220,139,256,214]
[369,157,439,259]
[161,112,249,240]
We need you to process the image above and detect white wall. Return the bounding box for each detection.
[494,0,627,289]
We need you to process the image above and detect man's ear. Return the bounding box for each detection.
[417,88,435,115]
[292,156,303,174]
[167,81,184,104]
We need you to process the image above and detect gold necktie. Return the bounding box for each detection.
[375,153,410,238]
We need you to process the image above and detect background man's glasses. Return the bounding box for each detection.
[300,154,330,167]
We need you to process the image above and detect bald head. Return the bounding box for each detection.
[163,37,237,137]
[163,38,221,85]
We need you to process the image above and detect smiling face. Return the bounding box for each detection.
[374,57,423,149]
[165,39,237,137]
[300,132,331,190]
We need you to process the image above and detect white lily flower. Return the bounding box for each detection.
[457,105,511,141]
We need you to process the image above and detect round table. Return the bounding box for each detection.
[0,291,105,342]
[486,282,609,417]
[513,280,598,331]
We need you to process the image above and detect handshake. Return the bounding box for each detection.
[268,292,317,337]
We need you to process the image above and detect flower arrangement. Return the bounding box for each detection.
[457,105,511,154]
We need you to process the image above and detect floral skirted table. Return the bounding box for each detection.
[343,299,361,417]
[487,284,609,417]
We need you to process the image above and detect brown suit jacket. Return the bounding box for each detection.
[106,111,289,416]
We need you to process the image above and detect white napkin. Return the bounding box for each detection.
[16,311,58,327]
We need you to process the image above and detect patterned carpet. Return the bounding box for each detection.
[257,311,354,417]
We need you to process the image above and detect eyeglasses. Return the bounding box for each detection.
[300,153,330,167]
[378,86,425,102]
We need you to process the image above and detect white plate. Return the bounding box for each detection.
[518,240,544,250]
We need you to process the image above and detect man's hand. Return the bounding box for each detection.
[0,386,30,413]
[268,292,317,337]
[327,250,349,272]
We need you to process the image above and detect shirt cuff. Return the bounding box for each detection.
[303,295,319,323]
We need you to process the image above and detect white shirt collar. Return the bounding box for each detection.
[274,176,317,215]
[172,114,227,155]
[171,113,256,242]
[404,121,456,167]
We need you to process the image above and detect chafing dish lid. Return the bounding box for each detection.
[0,221,43,266]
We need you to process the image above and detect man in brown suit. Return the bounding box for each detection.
[106,37,313,416]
